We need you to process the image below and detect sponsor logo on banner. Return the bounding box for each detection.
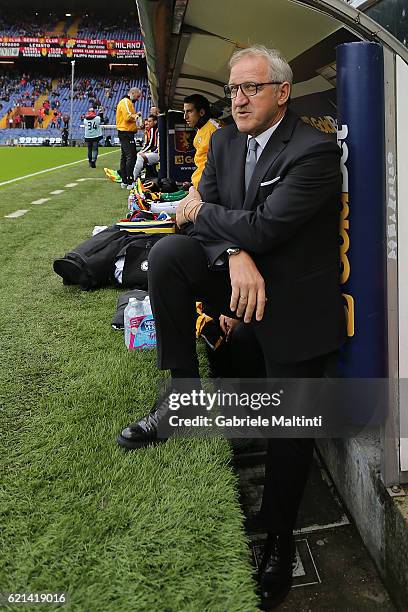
[386,151,397,260]
[337,123,354,337]
[173,124,195,167]
[0,47,18,56]
[301,115,337,134]
[174,125,193,153]
[0,36,144,59]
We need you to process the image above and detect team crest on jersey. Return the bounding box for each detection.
[141,260,149,272]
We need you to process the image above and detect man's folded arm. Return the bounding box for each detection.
[195,144,341,254]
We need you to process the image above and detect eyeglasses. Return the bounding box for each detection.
[224,81,283,99]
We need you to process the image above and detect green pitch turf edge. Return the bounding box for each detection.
[0,153,259,611]
[0,147,120,184]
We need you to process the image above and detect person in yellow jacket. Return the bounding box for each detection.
[116,87,142,188]
[183,94,222,188]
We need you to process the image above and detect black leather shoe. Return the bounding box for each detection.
[117,392,173,450]
[258,532,295,610]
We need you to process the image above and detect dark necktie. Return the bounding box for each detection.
[245,137,258,192]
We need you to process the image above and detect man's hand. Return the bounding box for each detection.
[229,251,266,323]
[219,315,240,342]
[176,186,203,227]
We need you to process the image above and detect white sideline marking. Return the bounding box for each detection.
[77,177,106,181]
[0,149,120,187]
[64,183,78,187]
[50,189,65,195]
[31,198,50,205]
[4,209,29,218]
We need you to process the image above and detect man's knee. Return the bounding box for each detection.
[149,235,204,279]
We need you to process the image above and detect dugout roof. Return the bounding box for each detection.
[135,0,408,111]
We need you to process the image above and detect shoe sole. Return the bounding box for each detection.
[53,258,86,286]
[116,434,166,450]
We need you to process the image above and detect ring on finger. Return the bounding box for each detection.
[239,296,247,301]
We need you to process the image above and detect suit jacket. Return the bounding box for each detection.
[193,109,347,363]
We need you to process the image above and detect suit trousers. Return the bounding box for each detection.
[118,131,137,184]
[148,234,332,533]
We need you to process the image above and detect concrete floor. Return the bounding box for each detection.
[233,442,396,611]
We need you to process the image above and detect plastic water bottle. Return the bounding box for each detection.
[124,296,156,350]
[124,298,143,348]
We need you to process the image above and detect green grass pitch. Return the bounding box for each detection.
[0,148,258,611]
[0,146,120,184]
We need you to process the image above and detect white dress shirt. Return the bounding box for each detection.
[247,117,284,161]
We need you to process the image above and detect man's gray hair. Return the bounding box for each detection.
[229,45,293,84]
[128,86,141,96]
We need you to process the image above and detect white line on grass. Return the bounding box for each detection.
[0,149,119,187]
[4,209,29,218]
[77,177,106,181]
[64,183,78,187]
[31,198,50,205]
[49,190,65,195]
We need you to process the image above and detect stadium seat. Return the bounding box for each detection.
[19,137,26,145]
[31,137,38,145]
[55,137,61,145]
[49,137,56,145]
[37,137,44,145]
[25,137,32,145]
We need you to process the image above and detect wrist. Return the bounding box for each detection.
[183,199,202,223]
[190,202,203,222]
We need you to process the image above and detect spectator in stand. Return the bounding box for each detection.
[14,113,22,128]
[97,104,105,123]
[62,113,70,128]
[116,86,141,188]
[50,110,58,129]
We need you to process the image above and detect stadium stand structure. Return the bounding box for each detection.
[0,8,147,145]
[0,13,60,37]
[0,74,151,145]
[0,12,141,40]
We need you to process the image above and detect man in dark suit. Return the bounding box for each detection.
[118,45,346,608]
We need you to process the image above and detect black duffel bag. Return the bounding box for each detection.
[116,233,166,289]
[53,225,139,291]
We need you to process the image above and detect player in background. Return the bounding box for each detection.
[133,114,159,182]
[84,107,103,168]
[183,94,222,188]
